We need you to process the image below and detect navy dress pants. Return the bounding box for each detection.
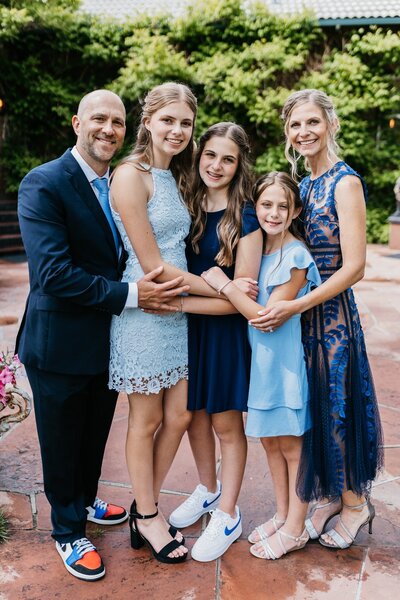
[25,366,118,543]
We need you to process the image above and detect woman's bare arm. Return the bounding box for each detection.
[203,265,307,320]
[250,175,366,330]
[110,164,219,297]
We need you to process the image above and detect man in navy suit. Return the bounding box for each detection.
[16,90,188,581]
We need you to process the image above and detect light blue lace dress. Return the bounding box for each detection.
[108,166,191,395]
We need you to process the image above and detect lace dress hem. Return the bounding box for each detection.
[109,365,188,395]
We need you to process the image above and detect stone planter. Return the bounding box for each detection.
[0,386,32,437]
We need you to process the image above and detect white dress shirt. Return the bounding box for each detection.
[71,146,138,308]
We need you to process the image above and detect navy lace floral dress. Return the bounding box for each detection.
[298,161,383,502]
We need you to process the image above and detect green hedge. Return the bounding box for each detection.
[1,0,399,242]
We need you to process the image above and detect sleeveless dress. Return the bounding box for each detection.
[186,203,260,413]
[246,241,321,438]
[298,161,384,502]
[108,166,191,395]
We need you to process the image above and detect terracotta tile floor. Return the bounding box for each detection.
[1,245,399,599]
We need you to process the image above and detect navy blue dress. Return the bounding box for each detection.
[298,161,383,502]
[186,203,260,413]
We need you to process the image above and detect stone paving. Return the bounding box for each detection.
[0,245,399,600]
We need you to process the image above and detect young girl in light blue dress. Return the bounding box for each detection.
[202,171,321,561]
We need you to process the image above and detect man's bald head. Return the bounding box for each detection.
[77,89,126,120]
[72,89,126,175]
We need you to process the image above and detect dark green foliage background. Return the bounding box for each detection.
[1,0,399,242]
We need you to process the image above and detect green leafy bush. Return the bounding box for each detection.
[1,0,399,243]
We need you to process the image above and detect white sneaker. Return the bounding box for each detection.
[169,481,222,528]
[191,506,242,562]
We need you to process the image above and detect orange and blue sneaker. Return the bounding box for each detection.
[86,497,128,526]
[56,537,105,581]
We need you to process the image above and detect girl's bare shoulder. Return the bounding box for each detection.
[112,161,153,197]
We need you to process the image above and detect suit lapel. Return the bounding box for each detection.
[60,150,119,259]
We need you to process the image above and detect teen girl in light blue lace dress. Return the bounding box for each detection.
[109,166,190,395]
[108,83,220,564]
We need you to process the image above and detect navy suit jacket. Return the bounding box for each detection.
[16,149,129,375]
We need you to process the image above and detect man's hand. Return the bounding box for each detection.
[142,297,180,315]
[137,266,190,311]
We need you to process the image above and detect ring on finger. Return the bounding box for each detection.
[268,326,274,333]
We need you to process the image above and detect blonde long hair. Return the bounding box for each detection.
[281,89,340,180]
[120,82,197,200]
[187,122,252,267]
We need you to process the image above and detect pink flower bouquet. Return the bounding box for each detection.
[0,352,21,407]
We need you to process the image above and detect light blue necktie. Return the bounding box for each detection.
[92,177,120,252]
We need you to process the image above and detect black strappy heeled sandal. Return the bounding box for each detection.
[155,502,185,545]
[129,501,187,564]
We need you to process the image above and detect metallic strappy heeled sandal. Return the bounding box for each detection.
[319,499,375,549]
[304,496,342,539]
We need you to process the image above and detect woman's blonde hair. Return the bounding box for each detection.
[121,82,197,199]
[187,122,253,267]
[281,89,340,180]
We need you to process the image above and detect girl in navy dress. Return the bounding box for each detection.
[250,89,383,550]
[168,123,262,561]
[203,172,320,560]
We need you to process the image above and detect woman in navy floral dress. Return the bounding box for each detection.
[250,89,383,550]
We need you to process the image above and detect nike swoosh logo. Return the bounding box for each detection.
[202,492,221,509]
[224,515,241,536]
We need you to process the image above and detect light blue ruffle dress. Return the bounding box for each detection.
[108,166,191,395]
[246,241,321,438]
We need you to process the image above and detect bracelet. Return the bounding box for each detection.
[180,296,184,312]
[217,280,232,295]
